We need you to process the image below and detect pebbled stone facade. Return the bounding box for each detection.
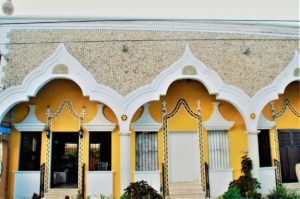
[4,29,299,96]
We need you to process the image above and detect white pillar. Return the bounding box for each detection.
[120,132,131,194]
[247,131,260,179]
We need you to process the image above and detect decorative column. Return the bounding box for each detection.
[247,131,260,179]
[78,106,86,196]
[120,131,131,194]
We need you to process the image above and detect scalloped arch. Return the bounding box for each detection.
[0,43,298,133]
[252,51,300,119]
[0,43,124,126]
[122,45,253,131]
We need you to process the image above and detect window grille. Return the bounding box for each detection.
[208,130,230,169]
[135,132,158,171]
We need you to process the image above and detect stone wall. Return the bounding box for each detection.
[4,29,299,96]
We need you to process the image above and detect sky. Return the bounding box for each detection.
[0,0,299,20]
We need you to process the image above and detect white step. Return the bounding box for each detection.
[284,183,300,195]
[43,189,79,199]
[168,182,206,199]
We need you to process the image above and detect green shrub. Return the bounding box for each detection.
[119,195,128,199]
[222,187,242,199]
[123,180,162,199]
[268,186,300,199]
[228,155,261,199]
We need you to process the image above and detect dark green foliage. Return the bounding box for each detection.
[268,186,300,199]
[119,195,128,199]
[229,155,261,199]
[123,180,162,199]
[222,187,242,199]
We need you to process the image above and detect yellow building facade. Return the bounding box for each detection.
[0,20,299,199]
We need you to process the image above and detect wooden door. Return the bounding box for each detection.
[278,130,300,183]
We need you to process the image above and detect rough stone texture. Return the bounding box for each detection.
[4,30,299,96]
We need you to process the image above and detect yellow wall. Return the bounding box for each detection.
[10,79,267,198]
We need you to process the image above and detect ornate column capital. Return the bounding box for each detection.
[246,131,260,135]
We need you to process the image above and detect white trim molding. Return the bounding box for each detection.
[84,104,116,132]
[257,113,275,130]
[1,20,299,38]
[14,105,45,132]
[131,103,162,132]
[203,102,235,131]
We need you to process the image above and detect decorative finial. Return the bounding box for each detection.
[270,101,275,120]
[197,99,201,114]
[81,106,87,116]
[162,100,167,115]
[46,106,51,118]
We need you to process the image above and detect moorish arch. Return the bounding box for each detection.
[123,48,300,133]
[123,45,252,132]
[0,43,298,133]
[0,43,123,127]
[252,51,300,129]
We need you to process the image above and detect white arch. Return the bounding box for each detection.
[123,45,253,131]
[1,43,298,133]
[0,43,124,127]
[252,51,300,121]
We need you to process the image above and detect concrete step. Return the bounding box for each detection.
[43,189,79,199]
[284,183,300,194]
[168,182,206,199]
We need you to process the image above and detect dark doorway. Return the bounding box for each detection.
[51,133,79,188]
[258,130,272,167]
[278,129,300,183]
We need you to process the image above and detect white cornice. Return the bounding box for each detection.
[84,104,116,132]
[203,102,235,131]
[14,105,45,132]
[0,20,298,38]
[131,103,162,132]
